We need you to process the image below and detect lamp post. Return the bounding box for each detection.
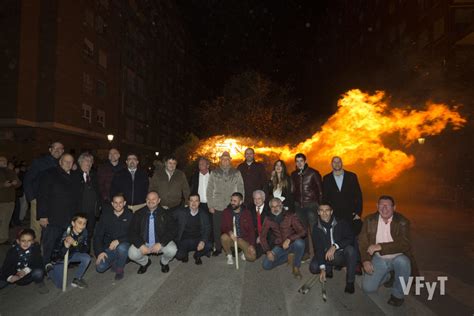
[107,134,114,143]
[155,151,159,157]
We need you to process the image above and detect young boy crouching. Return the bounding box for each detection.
[48,213,91,289]
[0,229,48,294]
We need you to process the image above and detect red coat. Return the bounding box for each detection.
[221,207,256,246]
[260,212,306,252]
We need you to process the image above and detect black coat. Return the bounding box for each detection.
[72,169,101,217]
[189,170,212,197]
[93,208,133,256]
[174,207,210,242]
[128,205,177,248]
[37,167,78,227]
[23,154,58,202]
[266,180,295,211]
[311,218,354,266]
[0,243,43,281]
[110,168,149,205]
[51,227,89,262]
[322,170,363,222]
[249,203,271,235]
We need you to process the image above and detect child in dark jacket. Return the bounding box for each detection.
[48,213,91,289]
[0,229,48,293]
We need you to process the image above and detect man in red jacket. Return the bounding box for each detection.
[260,198,306,279]
[220,192,256,265]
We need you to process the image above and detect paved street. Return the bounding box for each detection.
[0,200,471,316]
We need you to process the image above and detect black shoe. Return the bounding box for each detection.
[212,249,221,257]
[137,259,151,274]
[384,271,395,288]
[160,261,170,273]
[114,273,124,281]
[194,256,202,265]
[387,295,404,306]
[326,271,333,278]
[181,256,189,263]
[344,282,355,294]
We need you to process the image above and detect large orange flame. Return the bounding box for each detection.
[193,89,466,185]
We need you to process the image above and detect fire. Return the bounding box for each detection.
[193,89,466,185]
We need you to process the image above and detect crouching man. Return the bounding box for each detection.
[175,194,212,265]
[128,191,177,274]
[310,203,357,293]
[359,195,418,306]
[261,198,306,279]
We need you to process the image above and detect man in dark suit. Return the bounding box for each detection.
[237,148,267,208]
[249,190,270,258]
[322,156,363,229]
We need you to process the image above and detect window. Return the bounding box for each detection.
[83,38,94,57]
[96,109,105,127]
[98,49,107,68]
[96,80,107,97]
[82,104,92,123]
[82,72,93,95]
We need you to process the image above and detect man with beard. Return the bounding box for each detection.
[206,152,244,256]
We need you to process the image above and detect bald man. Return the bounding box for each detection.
[38,154,79,264]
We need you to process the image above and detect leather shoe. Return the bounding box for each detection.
[137,259,151,274]
[160,261,170,273]
[326,270,333,278]
[181,256,189,263]
[387,295,404,306]
[344,282,355,294]
[194,256,202,265]
[212,249,221,257]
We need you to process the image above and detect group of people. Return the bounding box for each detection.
[0,142,417,307]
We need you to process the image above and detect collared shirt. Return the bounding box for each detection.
[375,215,402,260]
[255,205,263,234]
[190,208,199,216]
[198,172,209,203]
[83,172,89,183]
[333,170,344,191]
[166,169,174,181]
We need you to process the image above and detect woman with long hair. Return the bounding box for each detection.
[267,160,294,211]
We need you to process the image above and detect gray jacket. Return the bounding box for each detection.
[206,167,244,211]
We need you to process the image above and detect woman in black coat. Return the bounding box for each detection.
[266,160,294,211]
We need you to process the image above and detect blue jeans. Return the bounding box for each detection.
[262,239,305,270]
[362,254,411,299]
[96,242,131,273]
[49,252,91,288]
[176,239,212,260]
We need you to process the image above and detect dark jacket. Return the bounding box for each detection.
[51,227,89,262]
[266,180,295,211]
[237,161,267,207]
[128,205,177,248]
[174,207,210,242]
[291,164,323,207]
[359,212,419,276]
[23,154,58,202]
[189,170,211,197]
[322,170,363,222]
[72,169,101,217]
[149,168,190,209]
[97,161,125,202]
[312,217,354,266]
[221,207,256,246]
[0,243,43,281]
[110,168,149,206]
[0,167,21,202]
[93,208,133,256]
[37,167,78,227]
[260,212,306,252]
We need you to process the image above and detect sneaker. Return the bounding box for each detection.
[240,252,246,261]
[45,263,54,274]
[71,278,88,289]
[292,267,302,280]
[344,282,355,294]
[287,253,295,267]
[301,253,310,263]
[226,254,234,265]
[114,273,124,281]
[37,281,49,294]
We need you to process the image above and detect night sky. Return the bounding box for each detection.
[177,0,334,117]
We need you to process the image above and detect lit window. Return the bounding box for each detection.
[98,49,107,68]
[82,104,92,123]
[97,109,105,127]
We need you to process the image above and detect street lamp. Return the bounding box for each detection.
[155,151,160,157]
[107,134,114,143]
[417,137,425,145]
